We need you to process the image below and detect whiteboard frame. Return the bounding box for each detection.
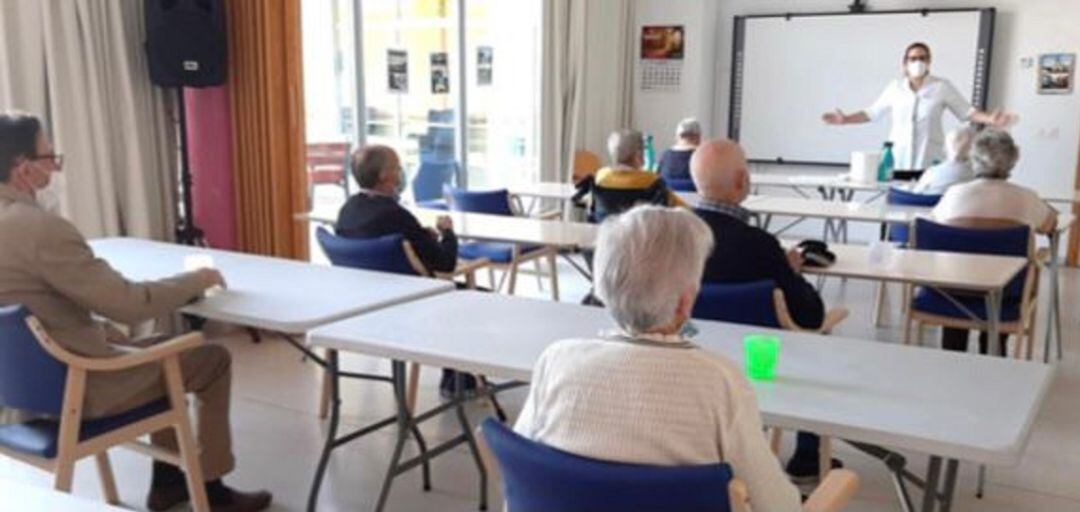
[727,7,996,168]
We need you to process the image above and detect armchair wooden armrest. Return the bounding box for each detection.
[1035,247,1052,266]
[434,258,492,280]
[533,209,563,220]
[804,469,860,512]
[774,290,849,335]
[817,308,850,335]
[27,316,204,372]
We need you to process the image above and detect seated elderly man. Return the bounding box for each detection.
[0,112,271,511]
[587,129,686,220]
[911,126,976,195]
[336,144,458,273]
[690,138,838,482]
[658,118,702,185]
[931,128,1055,354]
[515,205,802,511]
[335,144,474,396]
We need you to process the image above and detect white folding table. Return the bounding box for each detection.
[89,237,455,416]
[307,291,1054,512]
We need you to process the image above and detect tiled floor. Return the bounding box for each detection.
[1,188,1077,511]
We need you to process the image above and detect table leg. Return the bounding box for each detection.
[1044,232,1063,362]
[307,350,341,511]
[921,456,942,512]
[454,373,489,511]
[940,459,959,512]
[977,464,987,498]
[985,290,1002,357]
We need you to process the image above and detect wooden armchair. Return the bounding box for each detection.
[0,305,210,511]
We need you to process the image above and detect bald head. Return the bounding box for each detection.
[690,139,750,204]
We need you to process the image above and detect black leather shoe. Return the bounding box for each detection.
[147,483,272,512]
[786,457,843,485]
[147,483,189,511]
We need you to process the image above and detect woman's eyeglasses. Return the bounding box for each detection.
[31,153,64,169]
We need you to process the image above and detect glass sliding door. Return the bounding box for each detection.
[302,0,542,209]
[362,0,459,202]
[463,0,542,190]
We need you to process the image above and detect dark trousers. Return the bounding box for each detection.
[942,328,1008,355]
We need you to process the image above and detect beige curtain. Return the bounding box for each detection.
[540,0,635,183]
[0,0,177,240]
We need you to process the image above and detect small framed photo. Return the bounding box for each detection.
[1037,53,1074,95]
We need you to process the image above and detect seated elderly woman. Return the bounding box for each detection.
[514,205,802,511]
[658,118,702,184]
[911,126,975,195]
[931,128,1056,353]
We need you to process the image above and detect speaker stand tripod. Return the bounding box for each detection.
[174,88,206,247]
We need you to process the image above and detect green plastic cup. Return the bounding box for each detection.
[744,334,781,381]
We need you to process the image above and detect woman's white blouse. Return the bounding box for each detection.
[865,75,974,170]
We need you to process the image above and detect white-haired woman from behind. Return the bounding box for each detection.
[513,205,804,511]
[911,126,976,195]
[658,118,701,184]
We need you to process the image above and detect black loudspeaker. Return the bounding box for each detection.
[145,0,227,87]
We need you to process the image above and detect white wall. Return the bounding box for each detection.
[631,0,720,148]
[632,0,1080,200]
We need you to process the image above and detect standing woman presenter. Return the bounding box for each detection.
[822,42,1014,170]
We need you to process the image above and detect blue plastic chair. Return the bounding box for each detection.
[481,418,743,512]
[315,227,425,276]
[885,188,942,245]
[692,281,783,328]
[693,280,846,334]
[904,218,1037,357]
[0,305,210,508]
[443,187,558,299]
[412,160,459,203]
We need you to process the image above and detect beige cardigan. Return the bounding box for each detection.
[514,335,802,512]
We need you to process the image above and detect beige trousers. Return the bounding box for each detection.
[88,344,236,480]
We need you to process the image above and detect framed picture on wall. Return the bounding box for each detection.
[430,52,449,94]
[388,49,408,93]
[1038,53,1074,95]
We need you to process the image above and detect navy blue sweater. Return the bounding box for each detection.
[695,208,825,329]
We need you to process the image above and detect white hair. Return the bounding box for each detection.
[593,206,715,334]
[676,118,701,139]
[970,128,1019,179]
[945,126,976,163]
[607,129,644,166]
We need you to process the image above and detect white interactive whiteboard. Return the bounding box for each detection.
[729,9,994,167]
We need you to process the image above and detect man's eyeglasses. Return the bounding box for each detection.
[31,153,64,169]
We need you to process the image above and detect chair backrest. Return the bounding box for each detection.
[912,217,1031,296]
[444,187,515,216]
[887,187,942,207]
[481,418,734,512]
[572,150,603,184]
[886,188,943,244]
[306,142,350,170]
[590,181,669,223]
[667,177,697,192]
[412,160,458,202]
[0,305,68,416]
[692,281,783,328]
[315,228,425,276]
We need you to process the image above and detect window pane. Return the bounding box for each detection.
[363,0,459,203]
[464,0,542,190]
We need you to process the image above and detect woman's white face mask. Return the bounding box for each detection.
[906,60,929,79]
